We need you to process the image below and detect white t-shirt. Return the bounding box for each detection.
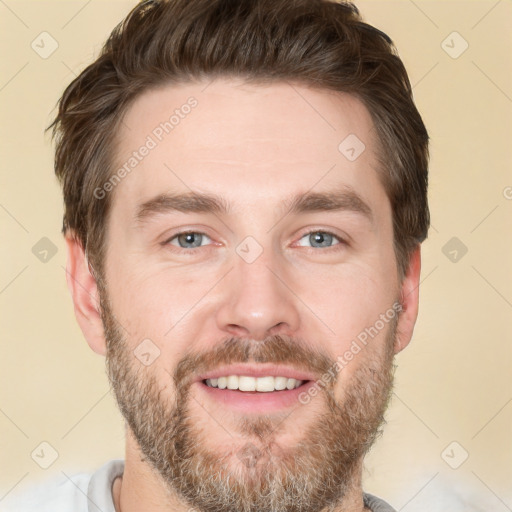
[4,460,123,512]
[4,459,396,511]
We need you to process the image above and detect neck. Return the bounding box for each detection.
[113,428,370,512]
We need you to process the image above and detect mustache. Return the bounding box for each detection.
[173,334,336,390]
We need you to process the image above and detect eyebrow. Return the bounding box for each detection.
[285,189,373,222]
[135,192,229,222]
[134,188,373,224]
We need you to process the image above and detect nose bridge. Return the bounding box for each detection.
[238,255,280,307]
[215,245,301,339]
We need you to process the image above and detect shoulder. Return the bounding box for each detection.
[2,472,90,512]
[2,460,124,512]
[363,492,397,512]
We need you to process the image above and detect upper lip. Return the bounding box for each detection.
[196,363,317,383]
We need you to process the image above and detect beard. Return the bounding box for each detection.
[102,295,397,512]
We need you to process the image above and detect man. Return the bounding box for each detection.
[15,0,429,510]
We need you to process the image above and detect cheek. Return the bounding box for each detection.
[290,262,399,398]
[104,258,219,346]
[292,260,396,339]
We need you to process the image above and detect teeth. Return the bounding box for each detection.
[205,375,304,392]
[227,375,238,390]
[274,376,288,390]
[239,375,256,391]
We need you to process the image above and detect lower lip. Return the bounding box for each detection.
[196,380,315,414]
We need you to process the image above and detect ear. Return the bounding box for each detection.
[394,245,422,354]
[65,235,107,356]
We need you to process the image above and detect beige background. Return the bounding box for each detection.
[1,1,511,510]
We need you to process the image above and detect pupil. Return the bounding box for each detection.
[179,233,201,247]
[310,232,331,247]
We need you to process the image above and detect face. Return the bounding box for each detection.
[97,79,407,512]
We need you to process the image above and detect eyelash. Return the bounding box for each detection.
[163,229,347,253]
[294,230,346,250]
[162,230,214,253]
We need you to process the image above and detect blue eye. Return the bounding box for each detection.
[168,232,211,249]
[297,231,342,248]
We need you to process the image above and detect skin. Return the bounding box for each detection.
[66,79,421,512]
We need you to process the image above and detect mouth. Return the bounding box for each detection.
[195,364,316,413]
[204,374,305,391]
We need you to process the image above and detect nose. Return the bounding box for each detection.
[215,253,301,340]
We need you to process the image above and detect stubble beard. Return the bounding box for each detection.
[102,296,397,512]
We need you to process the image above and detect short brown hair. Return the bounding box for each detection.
[50,0,429,282]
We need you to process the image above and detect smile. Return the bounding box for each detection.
[204,375,304,392]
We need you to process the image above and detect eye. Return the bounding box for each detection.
[167,232,212,249]
[296,231,343,248]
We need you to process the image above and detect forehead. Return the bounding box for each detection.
[112,79,387,217]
